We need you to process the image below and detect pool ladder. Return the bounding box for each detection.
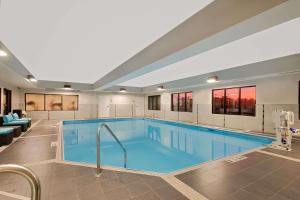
[96,123,127,177]
[0,164,41,200]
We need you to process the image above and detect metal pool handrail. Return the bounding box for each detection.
[96,123,127,176]
[0,164,41,200]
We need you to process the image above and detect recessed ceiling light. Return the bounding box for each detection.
[119,88,127,93]
[27,75,37,82]
[207,76,218,83]
[0,50,8,57]
[157,86,165,91]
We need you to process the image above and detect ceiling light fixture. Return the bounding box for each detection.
[119,88,127,93]
[207,76,218,83]
[0,50,8,57]
[157,86,165,91]
[27,75,37,82]
[63,84,73,90]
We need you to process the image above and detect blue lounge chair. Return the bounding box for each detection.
[5,126,22,137]
[12,113,32,127]
[0,127,14,146]
[0,115,29,132]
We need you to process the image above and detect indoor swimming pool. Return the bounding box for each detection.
[62,118,273,173]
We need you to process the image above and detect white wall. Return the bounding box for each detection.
[0,80,21,116]
[98,93,145,118]
[1,72,298,134]
[16,90,145,120]
[145,73,300,133]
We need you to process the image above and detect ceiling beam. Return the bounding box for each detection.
[94,0,299,90]
[142,53,300,93]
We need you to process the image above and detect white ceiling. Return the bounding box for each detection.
[0,0,213,84]
[120,17,300,87]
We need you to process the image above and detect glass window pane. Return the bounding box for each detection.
[186,92,193,112]
[63,95,78,111]
[179,93,186,112]
[148,96,152,110]
[153,96,157,110]
[240,87,256,116]
[45,94,62,111]
[156,96,161,110]
[212,90,225,114]
[148,95,160,110]
[172,94,178,111]
[225,88,240,114]
[25,93,45,111]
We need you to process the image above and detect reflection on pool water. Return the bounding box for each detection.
[63,118,273,173]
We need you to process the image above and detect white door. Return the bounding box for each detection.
[98,95,111,118]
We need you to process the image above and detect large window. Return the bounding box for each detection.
[212,86,256,116]
[148,95,161,110]
[25,93,79,111]
[171,92,193,112]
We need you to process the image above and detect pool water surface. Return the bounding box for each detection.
[63,118,273,173]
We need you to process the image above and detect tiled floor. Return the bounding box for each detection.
[0,195,17,200]
[176,152,300,200]
[263,139,300,159]
[1,120,300,200]
[0,135,57,164]
[1,162,187,200]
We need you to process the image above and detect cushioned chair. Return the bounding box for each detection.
[0,116,29,132]
[12,113,32,127]
[8,126,22,137]
[0,127,14,146]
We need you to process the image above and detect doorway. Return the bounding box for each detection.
[3,88,12,115]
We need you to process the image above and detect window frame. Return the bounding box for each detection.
[62,94,79,111]
[225,87,241,115]
[186,92,193,112]
[212,86,256,116]
[178,92,186,112]
[171,92,193,112]
[240,86,256,116]
[25,93,46,111]
[171,93,179,111]
[212,89,225,115]
[0,88,1,114]
[45,94,63,111]
[148,95,161,111]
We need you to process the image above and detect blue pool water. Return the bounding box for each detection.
[63,118,273,173]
